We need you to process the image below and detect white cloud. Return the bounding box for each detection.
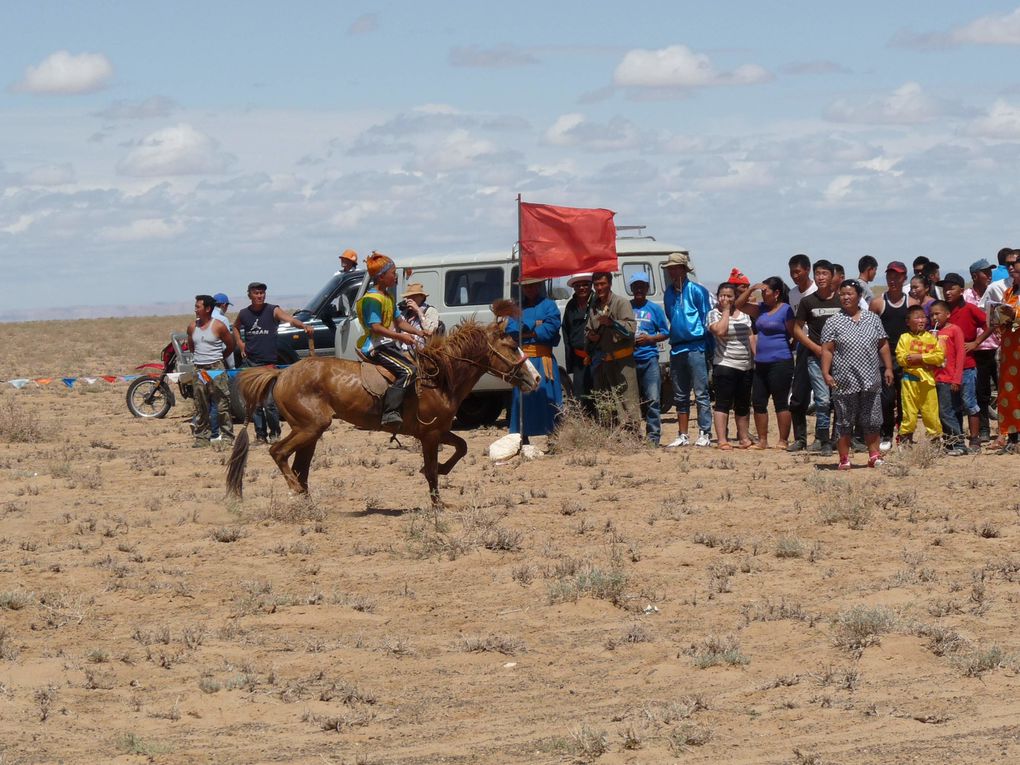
[544,113,641,151]
[894,7,1020,49]
[117,124,235,176]
[409,129,498,172]
[613,45,771,90]
[12,50,113,94]
[348,13,378,35]
[953,7,1020,45]
[967,100,1020,139]
[825,82,944,125]
[23,163,76,186]
[95,96,177,120]
[99,217,184,242]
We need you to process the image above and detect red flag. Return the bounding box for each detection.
[519,202,617,278]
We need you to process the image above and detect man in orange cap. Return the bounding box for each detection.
[355,252,428,429]
[338,249,358,273]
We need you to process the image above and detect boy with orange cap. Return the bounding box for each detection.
[355,252,427,428]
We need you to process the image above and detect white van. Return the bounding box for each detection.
[278,228,691,426]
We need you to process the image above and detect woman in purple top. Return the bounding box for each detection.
[735,276,796,449]
[908,275,936,327]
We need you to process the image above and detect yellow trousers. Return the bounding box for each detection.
[899,378,941,437]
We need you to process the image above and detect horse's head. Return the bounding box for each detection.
[484,326,541,393]
[488,299,541,393]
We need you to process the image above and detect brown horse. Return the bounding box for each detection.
[226,302,540,506]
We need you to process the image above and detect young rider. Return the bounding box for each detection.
[355,252,428,428]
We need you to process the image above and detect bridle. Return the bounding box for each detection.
[417,336,530,387]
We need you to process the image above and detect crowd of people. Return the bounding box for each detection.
[511,247,1020,469]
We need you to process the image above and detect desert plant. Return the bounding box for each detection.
[832,605,896,652]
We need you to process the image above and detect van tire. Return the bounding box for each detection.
[456,394,505,428]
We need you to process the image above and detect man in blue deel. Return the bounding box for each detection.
[506,277,562,440]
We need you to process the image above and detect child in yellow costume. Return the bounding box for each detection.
[895,304,945,443]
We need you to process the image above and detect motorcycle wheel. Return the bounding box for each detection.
[126,377,173,419]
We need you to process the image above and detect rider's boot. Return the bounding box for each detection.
[381,385,406,430]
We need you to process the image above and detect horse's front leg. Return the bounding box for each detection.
[418,433,442,507]
[437,431,468,476]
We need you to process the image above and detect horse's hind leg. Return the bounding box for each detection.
[437,431,468,476]
[292,441,319,492]
[419,433,442,507]
[270,401,331,495]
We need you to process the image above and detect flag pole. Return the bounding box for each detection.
[516,194,528,443]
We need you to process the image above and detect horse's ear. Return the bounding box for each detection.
[491,299,520,320]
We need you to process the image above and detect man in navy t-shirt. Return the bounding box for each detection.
[234,281,313,444]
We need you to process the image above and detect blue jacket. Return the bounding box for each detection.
[664,279,711,354]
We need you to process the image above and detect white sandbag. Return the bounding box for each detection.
[520,445,544,460]
[488,433,521,461]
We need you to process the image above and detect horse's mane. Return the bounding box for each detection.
[417,319,495,388]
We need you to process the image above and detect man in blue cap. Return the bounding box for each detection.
[629,271,669,445]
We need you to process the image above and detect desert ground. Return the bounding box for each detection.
[1,316,1019,765]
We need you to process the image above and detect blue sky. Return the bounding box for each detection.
[4,1,1020,316]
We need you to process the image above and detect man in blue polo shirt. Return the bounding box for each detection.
[663,251,714,447]
[629,272,669,446]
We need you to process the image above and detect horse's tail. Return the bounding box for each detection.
[226,428,250,498]
[225,366,283,498]
[237,365,283,420]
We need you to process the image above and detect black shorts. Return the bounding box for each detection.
[713,364,753,416]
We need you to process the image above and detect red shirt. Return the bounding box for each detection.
[947,300,987,369]
[936,324,964,385]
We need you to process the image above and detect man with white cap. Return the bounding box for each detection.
[629,271,669,445]
[662,251,713,447]
[562,273,594,410]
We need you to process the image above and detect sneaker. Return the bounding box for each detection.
[694,431,712,448]
[947,446,968,456]
[837,459,852,471]
[255,435,269,445]
[879,440,893,453]
[997,443,1019,455]
[850,438,867,453]
[968,437,982,451]
[267,434,280,445]
[819,441,833,457]
[786,439,807,453]
[665,434,690,448]
[868,454,884,468]
[806,440,824,453]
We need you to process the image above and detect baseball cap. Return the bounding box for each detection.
[628,271,651,287]
[969,258,994,274]
[937,273,965,289]
[212,292,231,306]
[885,261,908,274]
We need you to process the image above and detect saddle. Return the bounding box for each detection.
[356,350,396,398]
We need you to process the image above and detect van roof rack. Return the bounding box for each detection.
[616,225,655,241]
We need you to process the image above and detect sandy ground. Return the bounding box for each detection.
[0,317,1019,764]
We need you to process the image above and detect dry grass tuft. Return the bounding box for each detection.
[0,397,48,443]
[832,605,896,652]
[688,634,749,668]
[552,395,646,455]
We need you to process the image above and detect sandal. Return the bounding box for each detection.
[718,442,733,451]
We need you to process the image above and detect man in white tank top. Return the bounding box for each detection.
[187,295,236,447]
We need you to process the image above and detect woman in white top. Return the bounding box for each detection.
[707,283,755,449]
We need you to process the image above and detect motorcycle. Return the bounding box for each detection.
[126,332,195,418]
[127,331,248,420]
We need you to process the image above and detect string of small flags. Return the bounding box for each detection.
[2,367,288,389]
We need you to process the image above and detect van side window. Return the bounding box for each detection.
[445,268,504,306]
[622,263,654,295]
